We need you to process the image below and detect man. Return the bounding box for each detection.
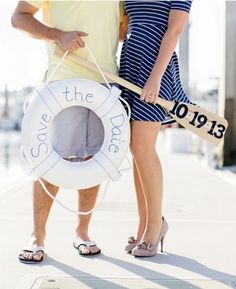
[11,0,124,263]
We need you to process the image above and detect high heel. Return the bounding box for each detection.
[132,217,168,257]
[125,236,139,253]
[160,234,165,252]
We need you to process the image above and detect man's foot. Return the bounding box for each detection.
[73,237,101,256]
[19,238,44,264]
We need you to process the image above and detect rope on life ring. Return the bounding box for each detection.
[21,78,130,190]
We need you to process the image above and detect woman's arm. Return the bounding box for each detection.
[141,10,189,103]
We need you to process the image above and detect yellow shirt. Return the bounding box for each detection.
[27,1,123,82]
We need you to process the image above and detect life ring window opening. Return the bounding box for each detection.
[21,79,130,190]
[49,106,105,163]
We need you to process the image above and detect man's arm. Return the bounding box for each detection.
[11,1,88,52]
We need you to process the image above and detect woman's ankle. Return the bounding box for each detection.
[136,223,146,241]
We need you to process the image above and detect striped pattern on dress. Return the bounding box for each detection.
[119,1,192,124]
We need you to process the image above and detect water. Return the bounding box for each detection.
[0,131,28,194]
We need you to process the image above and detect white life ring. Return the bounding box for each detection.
[21,79,130,189]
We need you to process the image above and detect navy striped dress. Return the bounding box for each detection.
[119,0,192,123]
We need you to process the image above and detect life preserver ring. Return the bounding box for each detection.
[21,79,130,189]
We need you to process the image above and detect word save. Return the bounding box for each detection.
[31,113,51,158]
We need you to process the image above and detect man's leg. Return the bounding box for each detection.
[19,180,59,262]
[75,183,100,255]
[71,108,103,255]
[73,109,103,255]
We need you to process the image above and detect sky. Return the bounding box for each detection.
[0,0,47,90]
[0,0,225,91]
[189,0,224,91]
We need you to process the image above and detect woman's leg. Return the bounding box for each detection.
[132,159,147,241]
[130,120,163,244]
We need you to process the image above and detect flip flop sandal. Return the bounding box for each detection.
[73,238,101,256]
[19,246,44,264]
[19,237,45,264]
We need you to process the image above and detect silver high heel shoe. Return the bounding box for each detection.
[125,236,139,253]
[132,217,168,257]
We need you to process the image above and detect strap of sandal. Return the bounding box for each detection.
[23,244,44,255]
[23,236,44,254]
[74,238,96,249]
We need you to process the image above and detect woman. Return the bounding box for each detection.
[119,1,192,257]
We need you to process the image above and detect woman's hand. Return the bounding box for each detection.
[141,74,161,104]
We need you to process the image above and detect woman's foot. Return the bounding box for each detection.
[125,221,146,253]
[132,217,168,257]
[125,236,139,253]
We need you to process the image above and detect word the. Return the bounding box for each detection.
[62,86,94,103]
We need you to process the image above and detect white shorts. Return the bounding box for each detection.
[51,106,104,160]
